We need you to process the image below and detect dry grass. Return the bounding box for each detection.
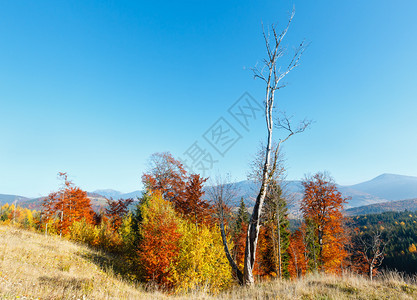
[1,225,417,299]
[216,271,417,300]
[0,225,167,299]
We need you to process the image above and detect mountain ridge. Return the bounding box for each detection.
[3,174,417,214]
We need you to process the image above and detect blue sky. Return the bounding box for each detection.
[1,1,416,197]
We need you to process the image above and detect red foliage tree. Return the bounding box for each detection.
[252,227,271,278]
[105,198,134,231]
[183,174,211,225]
[234,223,248,272]
[139,191,182,287]
[142,152,212,224]
[142,152,187,211]
[42,172,94,235]
[288,228,308,278]
[300,172,349,273]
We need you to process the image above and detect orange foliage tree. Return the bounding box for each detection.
[42,172,94,235]
[300,172,349,273]
[288,228,309,278]
[142,152,187,212]
[252,227,271,278]
[183,174,211,225]
[235,226,275,279]
[105,198,134,231]
[142,152,212,224]
[138,191,182,287]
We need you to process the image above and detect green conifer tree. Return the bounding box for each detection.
[235,197,249,233]
[263,181,291,278]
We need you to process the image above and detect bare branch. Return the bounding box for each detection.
[242,8,308,285]
[207,175,244,284]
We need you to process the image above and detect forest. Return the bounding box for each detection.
[349,211,417,275]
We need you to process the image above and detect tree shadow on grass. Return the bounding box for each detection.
[76,249,141,282]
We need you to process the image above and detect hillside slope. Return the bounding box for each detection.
[0,226,156,299]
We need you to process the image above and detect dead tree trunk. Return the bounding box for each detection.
[211,10,308,286]
[243,10,306,285]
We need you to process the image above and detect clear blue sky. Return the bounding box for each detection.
[1,1,416,197]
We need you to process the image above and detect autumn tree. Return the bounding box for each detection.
[42,172,94,236]
[137,189,232,291]
[142,152,212,225]
[300,172,349,273]
[138,191,182,287]
[142,152,187,213]
[171,221,233,293]
[105,197,134,231]
[288,228,309,278]
[183,174,211,225]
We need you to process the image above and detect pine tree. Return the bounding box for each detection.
[230,198,250,275]
[235,197,249,234]
[262,181,291,278]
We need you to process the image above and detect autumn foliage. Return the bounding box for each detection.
[139,191,182,287]
[299,172,349,273]
[288,228,308,278]
[142,152,212,225]
[105,197,134,231]
[138,190,232,291]
[142,152,188,212]
[42,172,94,235]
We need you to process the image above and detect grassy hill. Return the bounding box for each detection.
[1,225,417,299]
[0,225,155,299]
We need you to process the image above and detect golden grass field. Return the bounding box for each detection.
[1,224,417,299]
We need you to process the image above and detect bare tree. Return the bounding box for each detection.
[207,175,244,283]
[209,10,308,285]
[356,230,387,281]
[242,10,308,285]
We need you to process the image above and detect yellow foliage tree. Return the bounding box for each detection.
[171,222,233,293]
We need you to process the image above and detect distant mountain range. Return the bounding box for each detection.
[0,189,143,211]
[200,174,417,215]
[0,194,30,206]
[92,189,143,200]
[345,198,417,216]
[2,174,417,216]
